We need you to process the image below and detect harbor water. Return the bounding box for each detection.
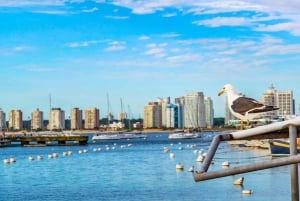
[0,132,293,201]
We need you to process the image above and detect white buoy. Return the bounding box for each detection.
[163,147,169,153]
[176,163,184,170]
[233,177,244,185]
[37,155,43,160]
[52,153,58,158]
[3,159,10,164]
[222,161,230,167]
[97,148,101,151]
[188,166,194,172]
[196,155,205,162]
[241,189,253,194]
[48,154,53,159]
[62,151,68,156]
[169,152,175,159]
[28,156,34,161]
[78,150,83,154]
[9,157,16,163]
[67,151,73,155]
[83,149,88,153]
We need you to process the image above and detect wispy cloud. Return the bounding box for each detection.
[166,53,203,63]
[82,7,98,13]
[138,36,150,40]
[161,32,181,38]
[193,17,252,27]
[104,15,129,20]
[66,40,107,48]
[104,41,126,52]
[144,47,166,58]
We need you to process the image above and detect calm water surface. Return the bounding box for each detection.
[0,132,293,201]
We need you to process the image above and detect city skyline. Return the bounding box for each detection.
[1,1,300,119]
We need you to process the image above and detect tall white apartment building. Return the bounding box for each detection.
[71,108,83,130]
[0,108,6,131]
[184,92,206,128]
[204,97,214,128]
[9,109,23,130]
[262,84,294,119]
[85,107,99,129]
[48,108,65,130]
[158,97,170,127]
[31,108,43,130]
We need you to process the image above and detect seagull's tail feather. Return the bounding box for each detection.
[248,106,279,114]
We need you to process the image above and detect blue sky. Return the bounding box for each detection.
[1,0,300,119]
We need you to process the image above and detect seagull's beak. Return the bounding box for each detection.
[218,89,225,96]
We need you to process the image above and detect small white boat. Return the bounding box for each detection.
[119,131,147,139]
[168,130,200,139]
[92,132,121,141]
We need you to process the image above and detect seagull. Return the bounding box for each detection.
[218,84,279,121]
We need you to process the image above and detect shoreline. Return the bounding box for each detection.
[3,128,235,136]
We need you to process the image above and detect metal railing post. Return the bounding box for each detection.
[289,125,299,201]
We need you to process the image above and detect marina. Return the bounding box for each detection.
[0,131,295,201]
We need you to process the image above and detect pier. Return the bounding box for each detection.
[1,135,88,146]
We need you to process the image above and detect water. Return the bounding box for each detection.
[0,132,293,201]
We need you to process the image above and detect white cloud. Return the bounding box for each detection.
[105,41,126,52]
[138,36,150,40]
[193,17,251,27]
[161,32,181,38]
[82,7,98,13]
[166,53,202,63]
[104,15,129,20]
[144,48,166,58]
[66,40,107,48]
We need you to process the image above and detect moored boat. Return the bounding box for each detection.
[168,130,200,139]
[92,132,121,141]
[119,131,147,139]
[269,139,300,156]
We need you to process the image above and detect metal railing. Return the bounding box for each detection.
[193,116,300,201]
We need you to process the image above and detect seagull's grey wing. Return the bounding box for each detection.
[231,97,263,115]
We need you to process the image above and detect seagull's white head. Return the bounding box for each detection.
[218,84,234,96]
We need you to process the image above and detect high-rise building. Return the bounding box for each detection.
[175,97,185,129]
[85,107,99,129]
[204,97,214,128]
[143,102,162,129]
[0,108,6,131]
[31,108,43,130]
[48,108,65,130]
[158,97,170,127]
[71,108,83,130]
[262,84,294,119]
[9,109,23,130]
[165,103,179,128]
[183,92,206,128]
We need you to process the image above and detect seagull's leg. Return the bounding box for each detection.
[240,119,244,130]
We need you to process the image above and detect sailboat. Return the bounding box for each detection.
[92,94,121,142]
